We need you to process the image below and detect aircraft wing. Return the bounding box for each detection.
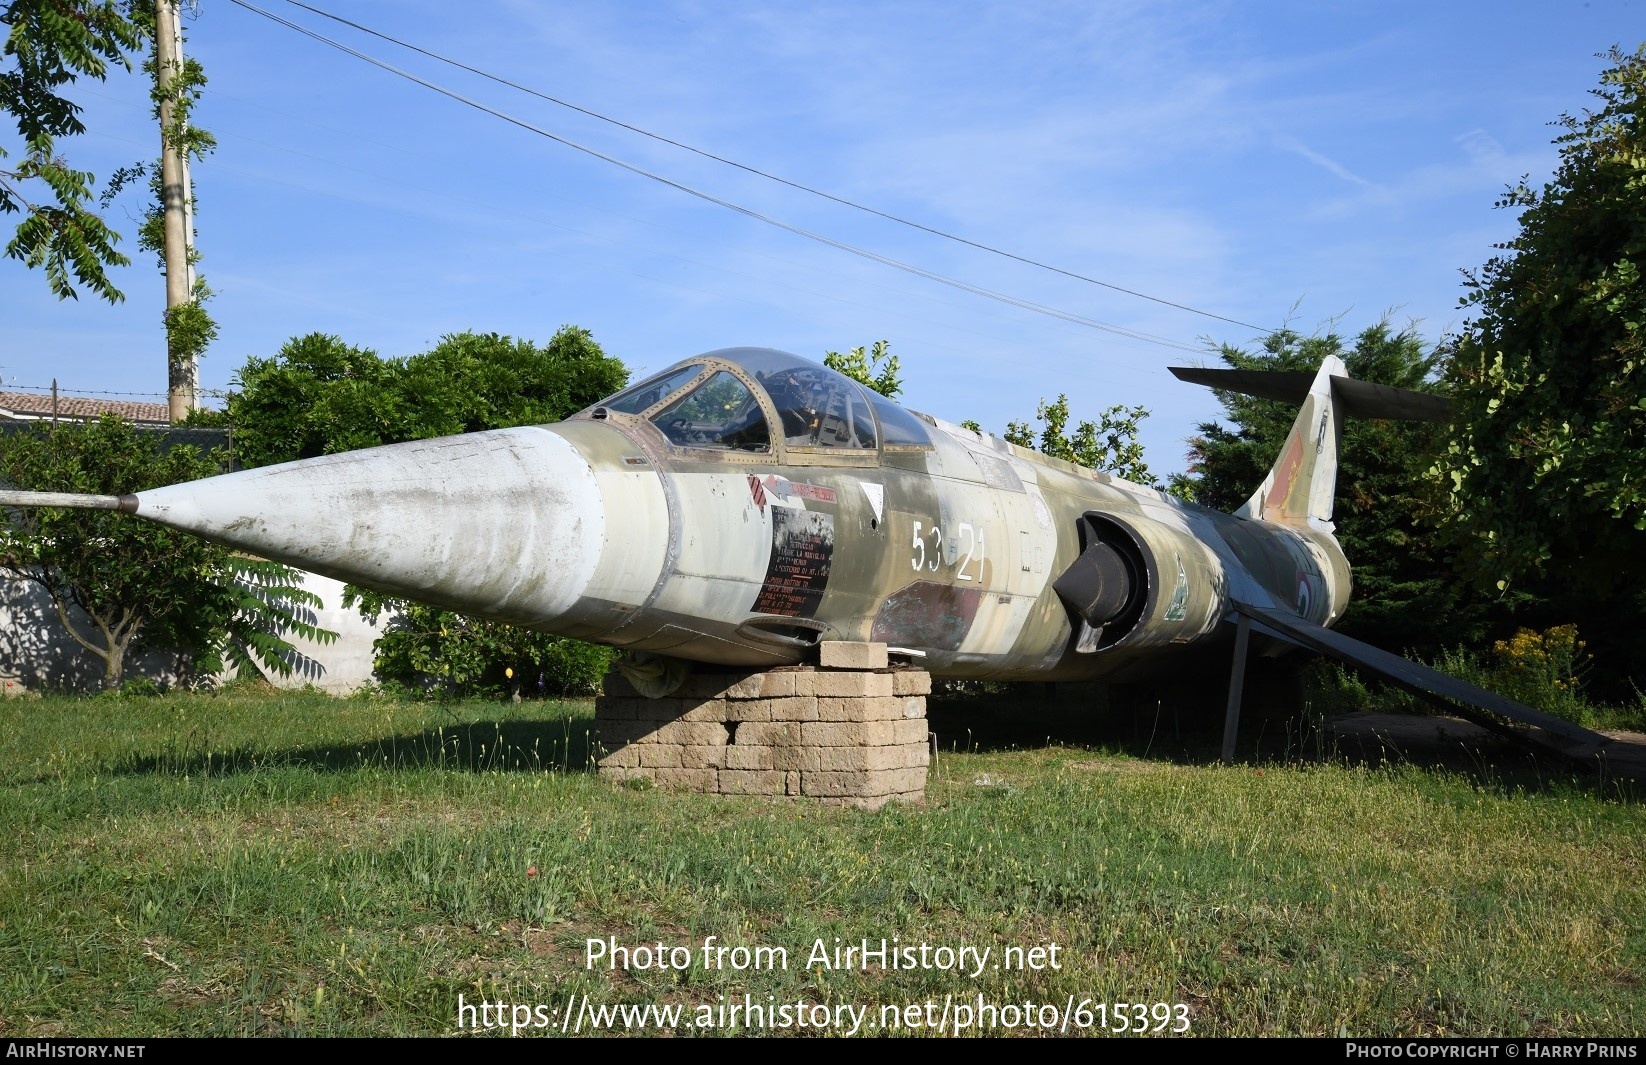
[1230,601,1614,763]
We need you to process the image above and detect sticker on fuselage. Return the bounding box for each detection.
[748,473,837,513]
[753,508,835,617]
[860,481,885,524]
[1165,553,1190,622]
[1296,570,1314,619]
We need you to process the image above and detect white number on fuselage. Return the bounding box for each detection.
[909,520,984,582]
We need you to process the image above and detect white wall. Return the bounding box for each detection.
[0,570,385,695]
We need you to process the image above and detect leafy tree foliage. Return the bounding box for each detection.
[1182,323,1472,656]
[996,396,1159,487]
[824,339,902,399]
[822,338,1158,483]
[230,327,630,698]
[1437,45,1646,594]
[1,0,145,301]
[0,416,333,690]
[350,599,615,699]
[229,327,627,467]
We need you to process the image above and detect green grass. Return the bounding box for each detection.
[0,688,1641,1037]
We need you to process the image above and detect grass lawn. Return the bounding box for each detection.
[0,688,1640,1037]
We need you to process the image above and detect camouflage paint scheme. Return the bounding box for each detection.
[57,347,1352,684]
[534,348,1350,681]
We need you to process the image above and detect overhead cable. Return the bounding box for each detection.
[271,0,1269,334]
[226,0,1205,352]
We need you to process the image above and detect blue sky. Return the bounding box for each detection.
[3,1,1641,476]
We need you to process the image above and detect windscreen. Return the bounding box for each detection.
[596,363,705,415]
[705,349,879,451]
[648,371,771,451]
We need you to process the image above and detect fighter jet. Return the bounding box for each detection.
[0,346,1406,672]
[0,347,1613,757]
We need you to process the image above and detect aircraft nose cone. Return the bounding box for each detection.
[133,426,603,624]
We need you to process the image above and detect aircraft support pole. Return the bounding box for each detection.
[1221,612,1252,764]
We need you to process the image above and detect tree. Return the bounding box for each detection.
[1179,322,1481,656]
[824,339,902,398]
[1,0,145,302]
[229,327,629,467]
[138,0,218,420]
[0,416,333,690]
[359,600,617,699]
[993,396,1160,487]
[1437,45,1646,594]
[229,326,632,698]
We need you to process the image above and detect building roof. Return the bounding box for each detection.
[0,391,173,425]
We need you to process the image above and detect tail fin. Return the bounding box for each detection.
[1168,360,1450,529]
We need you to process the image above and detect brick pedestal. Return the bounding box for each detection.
[595,661,930,809]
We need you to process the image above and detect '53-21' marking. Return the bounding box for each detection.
[910,520,986,582]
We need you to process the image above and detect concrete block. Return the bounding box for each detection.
[602,695,688,722]
[737,722,802,747]
[883,767,929,794]
[799,769,889,798]
[802,766,928,798]
[719,673,769,699]
[801,721,899,747]
[651,720,731,747]
[682,671,757,699]
[803,671,894,698]
[592,696,634,720]
[815,696,913,722]
[719,769,785,795]
[598,696,684,723]
[648,768,719,791]
[596,745,642,768]
[773,745,821,772]
[818,642,889,670]
[724,745,775,771]
[818,745,921,772]
[682,745,730,769]
[755,672,801,698]
[596,719,662,745]
[785,771,801,796]
[892,719,930,746]
[760,696,818,722]
[679,699,732,723]
[637,745,685,769]
[899,696,925,719]
[601,670,639,698]
[891,670,932,696]
[723,701,773,723]
[728,702,761,725]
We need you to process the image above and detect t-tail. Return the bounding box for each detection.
[1169,358,1451,531]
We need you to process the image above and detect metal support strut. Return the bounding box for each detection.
[1221,612,1252,764]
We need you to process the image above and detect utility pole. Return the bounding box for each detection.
[156,0,197,423]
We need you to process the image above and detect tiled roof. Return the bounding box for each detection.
[0,391,173,425]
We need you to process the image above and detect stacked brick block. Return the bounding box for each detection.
[595,648,930,808]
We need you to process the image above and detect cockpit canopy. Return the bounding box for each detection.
[587,347,931,454]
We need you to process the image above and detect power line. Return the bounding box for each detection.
[2,384,231,399]
[225,0,1205,354]
[272,0,1269,334]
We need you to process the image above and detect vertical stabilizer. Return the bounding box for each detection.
[1235,355,1346,529]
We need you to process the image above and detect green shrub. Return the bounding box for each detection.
[361,599,614,700]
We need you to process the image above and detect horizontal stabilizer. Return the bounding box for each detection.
[1231,601,1613,761]
[1169,366,1452,422]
